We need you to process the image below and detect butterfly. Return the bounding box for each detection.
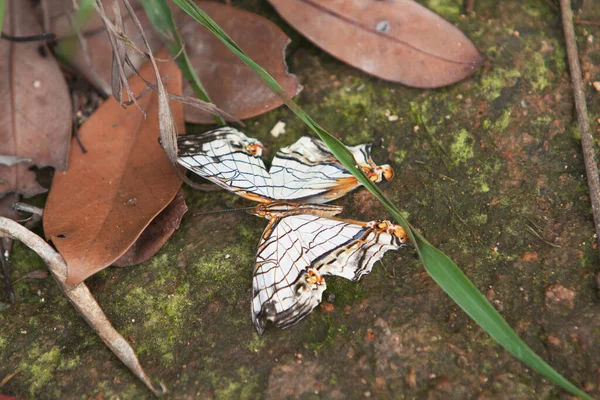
[177,127,408,334]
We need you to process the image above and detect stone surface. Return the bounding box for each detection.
[2,0,600,398]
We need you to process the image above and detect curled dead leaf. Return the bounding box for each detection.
[113,189,188,267]
[0,0,72,197]
[268,0,484,88]
[43,50,183,287]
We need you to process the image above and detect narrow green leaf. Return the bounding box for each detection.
[53,0,95,61]
[140,0,223,125]
[54,0,95,63]
[415,236,591,399]
[0,0,5,36]
[171,1,592,398]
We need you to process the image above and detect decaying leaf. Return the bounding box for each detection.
[46,0,301,124]
[267,0,484,88]
[43,0,162,93]
[43,53,183,287]
[178,1,302,124]
[0,0,72,197]
[113,189,187,267]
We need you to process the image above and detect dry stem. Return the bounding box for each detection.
[560,0,600,257]
[0,217,166,396]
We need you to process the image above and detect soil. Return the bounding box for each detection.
[2,0,600,399]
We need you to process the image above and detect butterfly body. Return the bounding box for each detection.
[250,201,344,219]
[175,127,407,334]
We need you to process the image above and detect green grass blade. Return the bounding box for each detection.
[415,237,591,399]
[54,0,95,61]
[140,0,223,125]
[171,1,592,398]
[0,0,5,35]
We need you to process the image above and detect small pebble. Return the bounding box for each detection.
[270,121,286,138]
[547,335,561,346]
[385,109,398,121]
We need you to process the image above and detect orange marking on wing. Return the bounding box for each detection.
[246,143,264,157]
[323,176,360,200]
[239,192,273,203]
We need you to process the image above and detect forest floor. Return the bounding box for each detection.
[2,0,600,398]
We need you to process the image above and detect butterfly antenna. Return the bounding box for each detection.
[193,206,256,216]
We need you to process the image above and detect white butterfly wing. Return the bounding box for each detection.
[288,215,407,281]
[252,217,326,334]
[269,137,391,203]
[177,127,274,202]
[252,214,407,333]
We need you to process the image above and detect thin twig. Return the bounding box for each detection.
[524,223,562,248]
[119,0,224,193]
[574,19,600,26]
[0,239,15,305]
[11,202,44,217]
[542,0,559,11]
[0,218,166,396]
[71,92,89,154]
[0,32,56,42]
[465,0,475,14]
[68,9,110,97]
[560,0,600,257]
[444,198,480,243]
[123,56,244,125]
[95,0,143,113]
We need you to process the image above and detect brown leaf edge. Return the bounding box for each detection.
[177,1,302,124]
[268,0,484,88]
[113,189,188,267]
[0,217,166,396]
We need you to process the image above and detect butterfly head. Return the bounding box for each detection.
[364,164,394,183]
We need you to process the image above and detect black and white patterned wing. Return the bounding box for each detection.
[252,217,327,334]
[252,215,407,333]
[177,127,274,202]
[269,137,393,203]
[287,215,408,281]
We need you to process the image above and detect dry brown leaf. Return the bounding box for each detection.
[0,0,72,197]
[268,0,484,88]
[43,0,162,93]
[43,50,183,287]
[178,1,302,124]
[113,189,187,267]
[0,394,24,400]
[46,0,301,124]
